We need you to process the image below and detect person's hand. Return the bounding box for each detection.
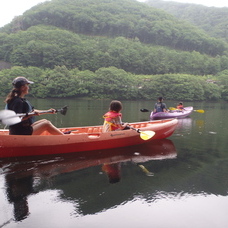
[33,109,40,116]
[122,122,130,130]
[49,108,56,114]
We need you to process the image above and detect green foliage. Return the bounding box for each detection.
[2,0,227,56]
[0,66,223,101]
[147,0,228,42]
[216,70,228,100]
[0,25,226,76]
[0,0,227,101]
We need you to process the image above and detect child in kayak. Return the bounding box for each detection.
[176,102,184,110]
[103,100,129,132]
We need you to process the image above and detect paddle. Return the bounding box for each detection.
[169,107,205,113]
[140,108,150,112]
[129,126,155,140]
[137,164,154,176]
[0,106,68,126]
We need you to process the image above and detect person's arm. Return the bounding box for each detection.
[115,116,129,130]
[163,103,168,112]
[153,103,157,113]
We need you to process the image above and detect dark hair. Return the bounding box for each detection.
[5,88,21,104]
[158,97,163,102]
[109,100,122,112]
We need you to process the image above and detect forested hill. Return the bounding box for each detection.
[1,0,227,56]
[146,0,228,42]
[0,0,228,101]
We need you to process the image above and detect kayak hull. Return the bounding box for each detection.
[0,119,178,158]
[1,139,177,178]
[150,106,193,120]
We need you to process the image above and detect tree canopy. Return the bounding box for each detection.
[0,66,223,101]
[0,0,227,101]
[147,0,228,42]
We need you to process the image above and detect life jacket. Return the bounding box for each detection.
[7,97,35,124]
[177,105,184,109]
[155,102,165,113]
[103,111,122,132]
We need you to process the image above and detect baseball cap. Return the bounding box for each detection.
[12,77,34,88]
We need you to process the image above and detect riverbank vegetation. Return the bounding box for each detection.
[0,65,227,101]
[0,0,228,101]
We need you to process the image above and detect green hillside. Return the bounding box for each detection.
[0,0,227,101]
[146,0,228,42]
[1,0,227,55]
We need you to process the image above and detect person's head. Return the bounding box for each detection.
[12,77,34,89]
[158,97,163,102]
[109,100,122,112]
[5,77,34,103]
[179,102,183,105]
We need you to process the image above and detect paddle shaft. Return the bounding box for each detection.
[0,106,67,126]
[169,107,204,113]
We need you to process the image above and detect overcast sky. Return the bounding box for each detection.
[0,0,228,28]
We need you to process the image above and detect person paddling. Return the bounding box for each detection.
[153,97,168,113]
[5,77,64,135]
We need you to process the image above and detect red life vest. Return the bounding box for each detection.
[103,111,122,131]
[177,105,184,109]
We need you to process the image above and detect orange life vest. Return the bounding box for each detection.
[103,111,122,132]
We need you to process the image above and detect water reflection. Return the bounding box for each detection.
[0,139,176,222]
[5,174,33,221]
[176,117,193,130]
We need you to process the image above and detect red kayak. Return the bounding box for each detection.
[0,119,178,158]
[0,139,177,178]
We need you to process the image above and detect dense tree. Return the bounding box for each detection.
[1,0,227,56]
[147,0,228,42]
[0,0,227,101]
[0,66,223,101]
[0,25,227,76]
[216,70,228,100]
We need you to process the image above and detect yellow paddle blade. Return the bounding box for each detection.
[169,107,205,113]
[138,164,154,176]
[194,109,205,113]
[139,131,155,140]
[169,107,177,111]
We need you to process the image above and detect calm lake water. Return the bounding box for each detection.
[0,98,228,228]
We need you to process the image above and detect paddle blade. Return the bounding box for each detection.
[59,106,68,115]
[194,109,204,113]
[169,107,176,111]
[139,130,155,140]
[0,110,22,125]
[140,108,149,112]
[138,164,154,176]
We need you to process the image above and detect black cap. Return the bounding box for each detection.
[12,77,34,88]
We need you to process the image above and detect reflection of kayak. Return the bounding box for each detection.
[0,139,177,179]
[150,107,193,120]
[0,119,178,158]
[1,139,177,221]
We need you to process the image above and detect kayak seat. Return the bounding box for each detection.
[88,134,100,139]
[88,127,93,133]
